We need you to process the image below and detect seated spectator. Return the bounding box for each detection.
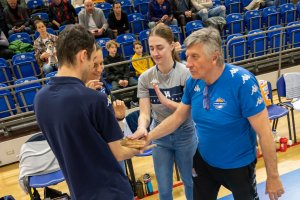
[131,40,154,77]
[79,0,113,38]
[107,1,129,38]
[4,0,31,35]
[104,40,138,90]
[49,0,78,30]
[244,0,278,11]
[0,2,8,36]
[171,0,196,27]
[0,28,13,59]
[148,0,178,29]
[191,0,225,22]
[33,20,58,75]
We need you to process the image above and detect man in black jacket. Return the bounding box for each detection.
[171,0,196,27]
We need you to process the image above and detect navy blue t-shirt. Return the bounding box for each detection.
[34,77,133,200]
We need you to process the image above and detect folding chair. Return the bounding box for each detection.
[116,33,136,60]
[247,29,267,57]
[96,37,110,58]
[12,53,41,79]
[226,13,244,34]
[226,33,248,62]
[266,81,292,141]
[276,75,298,143]
[0,58,14,85]
[128,13,147,35]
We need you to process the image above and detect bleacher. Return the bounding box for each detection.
[0,0,300,166]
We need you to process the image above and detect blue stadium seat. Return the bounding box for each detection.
[267,25,286,52]
[120,0,134,15]
[262,6,280,28]
[12,53,41,79]
[185,20,203,37]
[139,29,150,54]
[31,12,49,22]
[169,25,184,44]
[116,33,136,60]
[278,0,291,6]
[14,77,42,112]
[286,21,300,48]
[241,0,251,8]
[0,83,16,118]
[27,0,44,9]
[134,0,149,16]
[8,32,32,44]
[297,1,300,19]
[75,6,84,14]
[34,28,56,39]
[279,3,296,25]
[45,71,57,84]
[58,25,67,33]
[0,58,13,85]
[96,37,110,58]
[212,0,222,7]
[95,2,112,19]
[128,13,147,34]
[226,13,244,34]
[226,33,248,62]
[247,29,267,57]
[244,10,262,31]
[224,0,242,14]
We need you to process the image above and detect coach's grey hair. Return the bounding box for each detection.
[184,27,224,66]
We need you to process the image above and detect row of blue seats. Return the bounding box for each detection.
[224,22,300,62]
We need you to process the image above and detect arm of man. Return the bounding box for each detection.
[148,103,190,142]
[108,140,141,161]
[248,108,284,200]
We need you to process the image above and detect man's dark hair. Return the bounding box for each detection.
[112,1,121,7]
[56,25,95,67]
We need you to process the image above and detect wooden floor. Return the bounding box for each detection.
[1,98,300,200]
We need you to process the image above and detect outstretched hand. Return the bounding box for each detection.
[127,126,148,140]
[113,100,126,120]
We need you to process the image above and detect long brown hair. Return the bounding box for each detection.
[148,23,180,62]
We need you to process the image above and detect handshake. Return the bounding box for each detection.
[120,137,156,151]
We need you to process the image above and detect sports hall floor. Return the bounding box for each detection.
[0,96,300,200]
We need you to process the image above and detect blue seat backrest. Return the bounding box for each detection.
[96,37,110,57]
[95,2,112,18]
[0,58,13,85]
[226,33,247,62]
[134,0,149,15]
[224,0,241,14]
[12,53,41,79]
[27,0,44,9]
[128,13,146,34]
[116,33,136,59]
[0,83,16,118]
[14,77,42,112]
[8,33,32,44]
[186,20,203,36]
[31,12,49,21]
[248,29,264,43]
[139,29,150,53]
[276,75,286,97]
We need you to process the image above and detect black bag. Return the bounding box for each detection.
[203,16,226,34]
[44,187,71,200]
[0,195,15,200]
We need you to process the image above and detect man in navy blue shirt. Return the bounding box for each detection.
[34,25,144,200]
[131,27,284,200]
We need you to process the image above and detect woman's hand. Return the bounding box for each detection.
[86,80,103,90]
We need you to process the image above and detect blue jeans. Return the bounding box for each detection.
[152,120,198,200]
[43,63,56,75]
[197,6,226,22]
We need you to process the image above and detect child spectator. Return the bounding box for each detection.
[104,40,138,90]
[131,40,154,77]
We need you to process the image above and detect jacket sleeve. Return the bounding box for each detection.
[21,7,30,27]
[3,9,13,29]
[98,9,108,30]
[78,12,85,27]
[104,59,118,82]
[121,56,130,80]
[148,2,160,22]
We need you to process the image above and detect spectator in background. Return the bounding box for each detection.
[131,40,154,77]
[79,0,113,38]
[104,40,138,90]
[107,1,129,38]
[49,0,78,30]
[4,0,31,35]
[0,28,13,59]
[171,0,196,27]
[191,0,226,22]
[33,20,58,75]
[0,1,8,36]
[148,0,177,29]
[244,0,278,11]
